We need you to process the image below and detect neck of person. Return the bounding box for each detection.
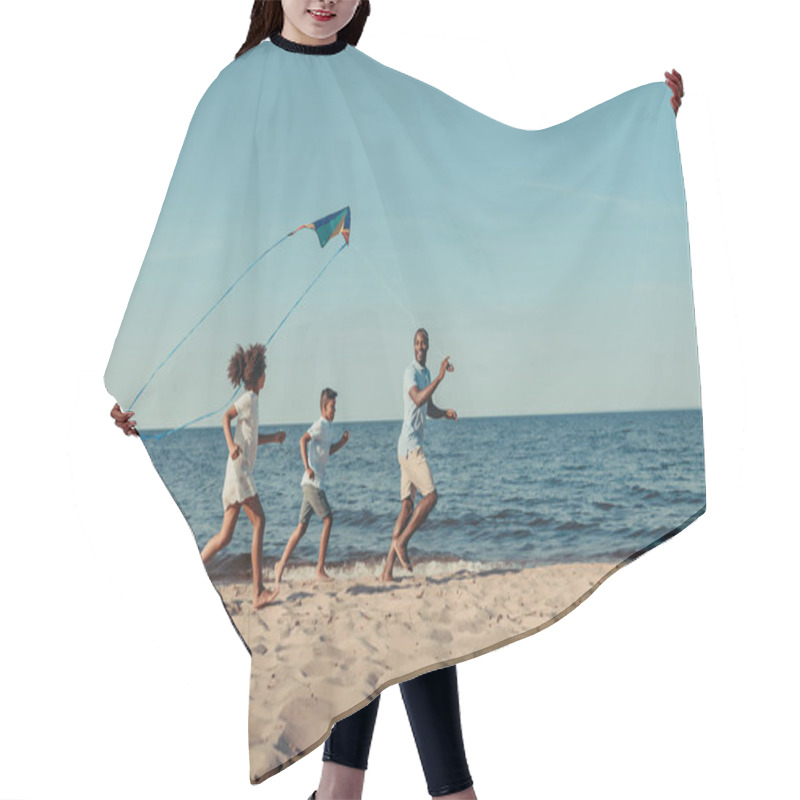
[280,21,337,47]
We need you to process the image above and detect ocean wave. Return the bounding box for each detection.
[555,520,591,531]
[209,554,518,584]
[631,484,661,499]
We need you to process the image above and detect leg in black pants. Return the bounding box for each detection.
[321,665,473,797]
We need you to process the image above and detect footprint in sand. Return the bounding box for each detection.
[355,636,379,654]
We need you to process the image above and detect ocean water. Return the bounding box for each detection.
[143,410,705,580]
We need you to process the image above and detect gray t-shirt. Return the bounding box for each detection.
[397,361,431,458]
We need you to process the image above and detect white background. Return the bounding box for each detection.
[1,1,797,798]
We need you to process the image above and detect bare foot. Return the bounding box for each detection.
[253,586,279,609]
[379,570,397,583]
[392,539,413,572]
[315,569,333,582]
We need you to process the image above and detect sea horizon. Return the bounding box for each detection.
[139,405,704,434]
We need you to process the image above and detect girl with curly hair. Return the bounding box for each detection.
[200,343,287,609]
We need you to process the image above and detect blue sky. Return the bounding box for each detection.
[105,43,700,429]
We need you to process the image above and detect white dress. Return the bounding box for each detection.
[221,390,259,509]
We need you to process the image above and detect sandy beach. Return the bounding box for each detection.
[217,560,615,783]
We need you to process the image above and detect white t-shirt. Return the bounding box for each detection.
[301,416,333,491]
[233,391,259,470]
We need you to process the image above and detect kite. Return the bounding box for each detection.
[127,207,351,441]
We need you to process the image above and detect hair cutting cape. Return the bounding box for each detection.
[105,36,705,783]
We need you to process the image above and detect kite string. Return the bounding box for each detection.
[265,240,347,347]
[128,233,291,411]
[138,240,349,442]
[139,386,242,443]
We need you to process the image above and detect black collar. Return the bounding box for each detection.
[270,33,347,55]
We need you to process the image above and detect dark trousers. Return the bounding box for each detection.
[323,665,473,797]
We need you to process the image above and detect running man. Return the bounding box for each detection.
[381,328,458,582]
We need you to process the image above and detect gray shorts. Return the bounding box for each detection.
[298,484,332,526]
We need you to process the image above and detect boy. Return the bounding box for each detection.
[274,388,349,589]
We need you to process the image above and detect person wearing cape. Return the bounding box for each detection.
[106,0,700,790]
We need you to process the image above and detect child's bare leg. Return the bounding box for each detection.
[201,505,241,564]
[380,498,413,582]
[315,514,333,581]
[275,520,309,585]
[243,495,277,609]
[395,490,438,569]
